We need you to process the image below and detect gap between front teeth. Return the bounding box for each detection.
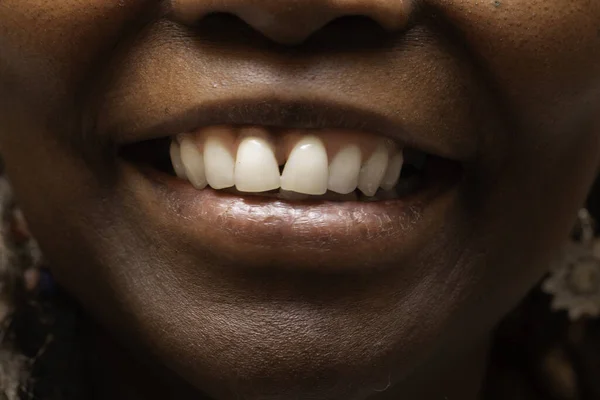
[172,127,404,197]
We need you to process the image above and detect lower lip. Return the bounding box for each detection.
[124,157,462,273]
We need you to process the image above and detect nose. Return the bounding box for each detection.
[170,0,414,45]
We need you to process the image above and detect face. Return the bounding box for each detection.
[1,0,599,398]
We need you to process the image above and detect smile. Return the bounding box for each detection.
[119,100,464,272]
[169,126,426,201]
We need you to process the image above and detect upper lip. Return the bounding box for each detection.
[104,97,471,162]
[91,14,485,166]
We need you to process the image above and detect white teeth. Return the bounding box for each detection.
[380,151,404,191]
[175,132,408,199]
[235,136,280,192]
[327,144,361,194]
[280,135,329,195]
[170,140,188,179]
[179,137,207,189]
[204,132,235,190]
[358,142,389,196]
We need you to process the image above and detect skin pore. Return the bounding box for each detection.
[1,0,600,399]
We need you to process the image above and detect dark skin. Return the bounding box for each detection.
[1,0,600,399]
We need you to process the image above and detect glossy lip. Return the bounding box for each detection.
[123,141,462,273]
[113,96,466,273]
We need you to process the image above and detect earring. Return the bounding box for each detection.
[542,209,600,321]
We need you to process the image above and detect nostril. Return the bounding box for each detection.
[190,13,395,52]
[188,12,328,47]
[304,16,392,51]
[169,0,415,46]
[192,13,265,46]
[190,13,322,49]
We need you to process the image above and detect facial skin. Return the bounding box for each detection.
[1,1,599,399]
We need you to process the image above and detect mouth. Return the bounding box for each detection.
[118,101,464,272]
[126,126,437,200]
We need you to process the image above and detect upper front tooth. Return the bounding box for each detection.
[179,136,208,189]
[170,140,187,179]
[358,141,389,196]
[235,136,280,192]
[280,135,329,195]
[204,130,236,190]
[380,151,403,191]
[328,144,361,194]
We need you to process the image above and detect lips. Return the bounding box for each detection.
[116,96,463,273]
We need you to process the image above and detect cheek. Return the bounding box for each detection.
[437,0,600,127]
[433,0,600,200]
[438,0,600,73]
[0,0,148,114]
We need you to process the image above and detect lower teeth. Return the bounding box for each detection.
[220,175,421,202]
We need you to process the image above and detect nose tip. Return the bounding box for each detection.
[171,0,414,45]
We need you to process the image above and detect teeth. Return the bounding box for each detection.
[170,130,414,200]
[170,140,187,179]
[327,144,361,194]
[235,136,280,192]
[280,135,329,195]
[380,151,404,191]
[204,130,236,190]
[358,141,389,196]
[179,137,207,189]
